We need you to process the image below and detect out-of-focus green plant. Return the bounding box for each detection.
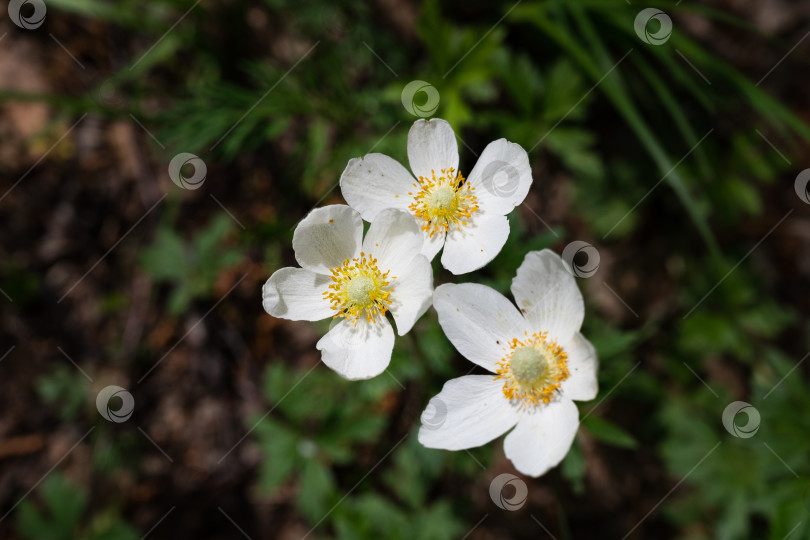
[254,362,465,540]
[7,0,808,537]
[37,366,89,422]
[16,473,139,540]
[659,348,810,540]
[140,214,243,314]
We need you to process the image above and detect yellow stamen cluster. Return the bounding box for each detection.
[408,168,479,237]
[494,332,569,408]
[323,253,393,324]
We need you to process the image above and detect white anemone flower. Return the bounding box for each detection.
[340,118,533,275]
[262,205,432,380]
[418,249,598,477]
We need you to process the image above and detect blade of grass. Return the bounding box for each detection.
[630,53,713,180]
[512,3,719,253]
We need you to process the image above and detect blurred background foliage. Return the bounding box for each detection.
[1,0,809,538]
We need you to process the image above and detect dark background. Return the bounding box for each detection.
[1,0,809,538]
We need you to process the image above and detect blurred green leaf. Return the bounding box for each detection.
[297,459,337,522]
[582,415,637,449]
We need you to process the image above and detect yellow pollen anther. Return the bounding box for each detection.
[408,168,479,237]
[322,252,393,324]
[494,332,569,408]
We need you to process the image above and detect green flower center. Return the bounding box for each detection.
[509,346,547,385]
[494,332,570,407]
[408,168,479,237]
[346,275,376,308]
[323,253,393,324]
[427,185,458,215]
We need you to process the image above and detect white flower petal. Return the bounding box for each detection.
[389,255,433,336]
[339,154,415,221]
[407,119,459,181]
[293,205,363,275]
[418,375,520,450]
[420,228,445,261]
[362,208,423,276]
[510,249,584,344]
[433,283,529,372]
[440,213,509,275]
[262,267,334,321]
[361,209,433,334]
[316,317,394,380]
[503,398,580,477]
[467,139,533,215]
[560,332,598,401]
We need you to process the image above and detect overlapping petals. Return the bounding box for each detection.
[418,249,598,476]
[262,205,433,380]
[340,118,533,274]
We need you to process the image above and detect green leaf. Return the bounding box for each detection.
[582,415,637,448]
[85,514,140,540]
[560,438,586,493]
[16,474,85,540]
[297,460,337,523]
[255,418,299,492]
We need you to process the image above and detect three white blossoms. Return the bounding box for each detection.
[262,119,598,477]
